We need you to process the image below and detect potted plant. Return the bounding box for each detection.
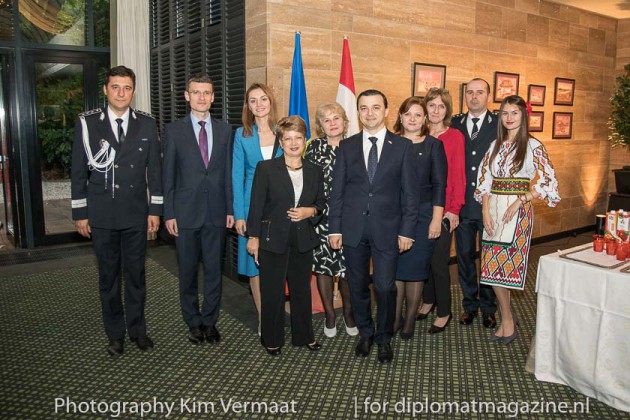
[609,63,630,193]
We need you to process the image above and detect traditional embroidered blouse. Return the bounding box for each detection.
[474,137,560,207]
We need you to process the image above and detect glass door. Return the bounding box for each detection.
[25,51,108,245]
[0,55,15,245]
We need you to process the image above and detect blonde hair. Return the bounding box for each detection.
[314,102,349,138]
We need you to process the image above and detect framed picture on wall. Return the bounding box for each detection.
[412,63,446,97]
[552,112,573,139]
[493,71,519,102]
[460,83,468,113]
[529,111,544,132]
[527,84,546,106]
[554,78,575,105]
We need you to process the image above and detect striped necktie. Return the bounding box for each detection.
[471,117,480,141]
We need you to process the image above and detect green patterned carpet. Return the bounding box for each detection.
[0,250,628,419]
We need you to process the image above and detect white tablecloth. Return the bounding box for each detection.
[535,247,630,412]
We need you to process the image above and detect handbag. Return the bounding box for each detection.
[482,194,519,246]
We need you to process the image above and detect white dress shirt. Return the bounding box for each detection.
[362,127,387,169]
[466,109,488,139]
[107,107,129,143]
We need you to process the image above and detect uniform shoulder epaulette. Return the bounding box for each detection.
[490,109,499,114]
[132,109,156,119]
[79,108,103,117]
[452,113,464,119]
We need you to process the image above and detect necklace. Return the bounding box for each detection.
[285,163,303,171]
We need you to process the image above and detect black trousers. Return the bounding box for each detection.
[91,224,147,340]
[424,224,452,317]
[454,217,496,314]
[259,224,314,348]
[343,222,398,344]
[176,210,226,330]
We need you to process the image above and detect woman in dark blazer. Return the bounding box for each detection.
[393,96,447,339]
[247,116,325,356]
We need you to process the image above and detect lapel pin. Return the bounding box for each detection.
[388,140,392,144]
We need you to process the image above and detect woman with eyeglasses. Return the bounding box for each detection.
[392,97,447,339]
[247,116,325,356]
[416,87,466,334]
[475,95,559,344]
[233,83,283,336]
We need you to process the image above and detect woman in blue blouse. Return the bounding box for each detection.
[233,83,282,334]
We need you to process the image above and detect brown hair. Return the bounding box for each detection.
[488,95,530,174]
[394,96,430,137]
[241,83,277,138]
[314,102,349,138]
[276,115,307,139]
[186,74,213,91]
[423,87,453,127]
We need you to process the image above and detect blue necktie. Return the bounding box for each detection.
[367,136,378,183]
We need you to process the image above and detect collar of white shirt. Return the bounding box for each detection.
[467,109,488,136]
[107,107,130,142]
[362,127,387,164]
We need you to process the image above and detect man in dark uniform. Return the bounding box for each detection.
[450,78,497,329]
[162,74,234,345]
[71,65,163,358]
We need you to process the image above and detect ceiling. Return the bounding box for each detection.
[549,0,630,19]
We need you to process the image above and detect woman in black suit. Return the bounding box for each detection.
[393,97,447,339]
[247,116,325,356]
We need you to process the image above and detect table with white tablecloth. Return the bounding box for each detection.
[535,246,630,412]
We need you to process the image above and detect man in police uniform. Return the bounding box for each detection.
[71,65,163,358]
[450,78,497,329]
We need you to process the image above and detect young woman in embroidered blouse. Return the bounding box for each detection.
[475,95,560,344]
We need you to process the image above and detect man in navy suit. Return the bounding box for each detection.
[329,89,417,363]
[163,74,234,345]
[450,78,497,328]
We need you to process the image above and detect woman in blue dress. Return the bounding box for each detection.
[393,96,447,339]
[233,83,282,334]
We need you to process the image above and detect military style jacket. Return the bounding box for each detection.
[71,107,163,229]
[451,111,498,220]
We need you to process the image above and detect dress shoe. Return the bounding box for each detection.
[490,332,503,342]
[400,329,414,340]
[188,327,204,345]
[107,339,124,358]
[416,304,435,321]
[305,342,322,351]
[203,325,221,344]
[428,314,452,334]
[130,335,154,352]
[459,311,477,325]
[482,313,497,329]
[323,324,337,338]
[355,336,374,357]
[377,343,393,363]
[265,347,281,356]
[344,319,359,336]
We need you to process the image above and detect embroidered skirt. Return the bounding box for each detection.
[480,178,532,290]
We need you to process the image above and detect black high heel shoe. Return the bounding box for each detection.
[416,304,435,321]
[428,313,452,334]
[400,329,414,340]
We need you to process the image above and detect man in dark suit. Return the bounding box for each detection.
[329,89,417,363]
[71,65,162,358]
[163,74,234,345]
[450,78,497,328]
